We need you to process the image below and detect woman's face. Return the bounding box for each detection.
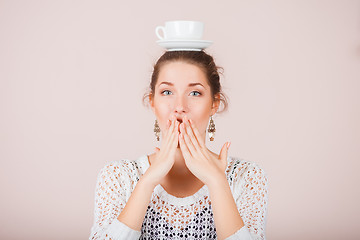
[150,61,219,143]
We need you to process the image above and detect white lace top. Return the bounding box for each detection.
[89,155,268,240]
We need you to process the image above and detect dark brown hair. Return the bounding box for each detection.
[143,51,228,113]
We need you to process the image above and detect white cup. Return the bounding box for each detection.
[155,21,204,40]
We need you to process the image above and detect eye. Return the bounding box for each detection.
[161,90,172,95]
[190,91,201,96]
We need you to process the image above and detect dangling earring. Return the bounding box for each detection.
[207,116,216,141]
[154,119,160,141]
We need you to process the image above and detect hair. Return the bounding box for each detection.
[143,50,228,113]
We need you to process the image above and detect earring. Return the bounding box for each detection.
[154,119,160,141]
[207,116,216,141]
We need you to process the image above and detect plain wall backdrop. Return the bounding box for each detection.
[1,0,360,239]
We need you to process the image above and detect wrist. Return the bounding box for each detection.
[206,172,228,191]
[140,169,160,189]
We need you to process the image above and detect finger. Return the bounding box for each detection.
[161,119,171,139]
[170,121,180,146]
[184,116,201,150]
[187,118,213,160]
[162,119,170,141]
[165,119,179,143]
[159,120,176,157]
[180,122,197,156]
[164,117,176,140]
[189,119,206,149]
[169,130,179,154]
[163,121,179,154]
[219,142,230,168]
[179,132,192,160]
[154,147,160,153]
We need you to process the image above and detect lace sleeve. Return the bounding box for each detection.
[89,161,141,240]
[233,162,269,240]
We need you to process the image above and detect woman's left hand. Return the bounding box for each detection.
[178,116,231,186]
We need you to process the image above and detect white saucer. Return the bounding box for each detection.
[157,39,213,51]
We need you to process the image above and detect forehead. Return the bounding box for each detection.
[156,61,209,87]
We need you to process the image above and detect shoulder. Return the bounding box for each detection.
[97,155,148,181]
[226,156,268,187]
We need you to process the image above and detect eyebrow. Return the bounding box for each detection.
[158,81,205,88]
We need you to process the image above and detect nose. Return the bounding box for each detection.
[174,95,188,114]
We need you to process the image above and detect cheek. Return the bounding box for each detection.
[190,106,212,133]
[154,102,172,130]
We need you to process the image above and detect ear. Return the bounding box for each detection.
[211,93,221,115]
[149,93,155,113]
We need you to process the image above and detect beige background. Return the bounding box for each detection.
[1,0,360,239]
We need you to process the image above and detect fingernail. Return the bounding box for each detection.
[227,142,231,149]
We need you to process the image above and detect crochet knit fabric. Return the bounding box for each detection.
[90,155,268,240]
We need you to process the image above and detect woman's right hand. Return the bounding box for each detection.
[144,115,179,186]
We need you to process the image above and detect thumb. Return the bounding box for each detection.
[219,141,231,163]
[154,147,160,153]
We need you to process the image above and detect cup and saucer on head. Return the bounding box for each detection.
[155,21,213,51]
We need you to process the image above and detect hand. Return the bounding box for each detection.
[145,115,179,186]
[178,116,231,186]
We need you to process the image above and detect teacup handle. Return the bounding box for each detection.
[155,26,166,40]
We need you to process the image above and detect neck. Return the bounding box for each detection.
[168,147,193,177]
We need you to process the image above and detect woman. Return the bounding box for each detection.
[89,51,268,240]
